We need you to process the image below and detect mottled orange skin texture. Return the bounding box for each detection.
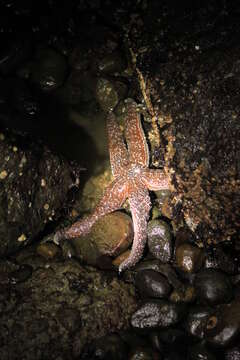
[55,101,169,272]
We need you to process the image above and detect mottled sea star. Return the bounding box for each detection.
[54,100,170,272]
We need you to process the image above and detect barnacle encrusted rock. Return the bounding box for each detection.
[131,43,240,247]
[157,47,240,246]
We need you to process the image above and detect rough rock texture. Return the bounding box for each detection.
[0,127,80,256]
[160,47,240,246]
[0,248,137,359]
[127,3,240,247]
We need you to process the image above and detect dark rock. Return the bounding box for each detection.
[205,299,240,347]
[147,219,173,263]
[176,243,204,273]
[155,328,189,347]
[149,331,164,353]
[9,264,33,284]
[135,269,172,299]
[0,128,80,257]
[213,246,238,275]
[118,330,149,351]
[164,352,186,360]
[0,33,31,75]
[128,346,160,360]
[97,51,127,74]
[155,328,191,360]
[155,45,240,248]
[204,245,238,276]
[194,269,233,305]
[0,260,18,285]
[9,78,40,117]
[224,346,240,360]
[170,284,196,304]
[184,306,214,339]
[135,260,185,295]
[31,48,67,92]
[57,306,81,333]
[131,300,186,329]
[69,45,90,71]
[95,77,128,112]
[81,334,128,360]
[188,343,216,360]
[129,6,240,247]
[58,70,95,105]
[204,255,219,271]
[0,250,137,359]
[0,287,19,314]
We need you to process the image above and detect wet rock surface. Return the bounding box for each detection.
[31,48,67,92]
[176,243,204,273]
[184,306,214,339]
[71,211,133,267]
[205,299,240,347]
[188,343,216,360]
[0,1,240,359]
[147,219,173,263]
[135,269,172,299]
[0,248,137,359]
[131,300,186,329]
[0,128,79,257]
[194,269,233,305]
[127,1,240,248]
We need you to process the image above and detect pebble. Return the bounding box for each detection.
[147,219,173,263]
[10,78,40,117]
[188,343,216,360]
[170,284,196,304]
[37,242,60,259]
[71,211,133,266]
[95,77,119,112]
[176,243,204,273]
[80,169,113,214]
[205,299,240,347]
[136,260,186,295]
[155,328,188,347]
[184,305,214,339]
[135,269,172,298]
[97,51,127,74]
[224,346,240,360]
[155,189,171,209]
[31,48,67,91]
[95,77,127,112]
[149,332,164,353]
[131,300,186,329]
[194,268,233,305]
[128,346,160,360]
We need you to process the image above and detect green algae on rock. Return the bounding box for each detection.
[71,211,133,266]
